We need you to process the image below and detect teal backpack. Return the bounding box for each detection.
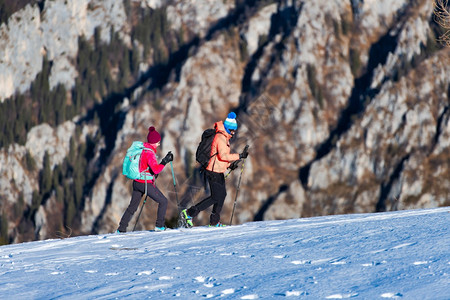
[122,141,154,181]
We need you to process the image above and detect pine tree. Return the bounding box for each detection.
[40,151,52,196]
[0,211,8,245]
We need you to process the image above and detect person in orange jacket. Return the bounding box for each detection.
[182,112,249,227]
[117,126,173,232]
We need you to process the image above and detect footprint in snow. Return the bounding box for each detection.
[194,276,206,283]
[194,276,219,287]
[221,288,235,296]
[220,252,235,256]
[381,292,403,298]
[326,293,358,298]
[275,290,306,297]
[291,260,310,265]
[361,261,386,267]
[50,271,65,275]
[203,294,214,298]
[218,286,255,299]
[239,254,255,258]
[241,294,258,299]
[137,270,154,276]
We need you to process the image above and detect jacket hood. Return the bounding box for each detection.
[214,121,232,139]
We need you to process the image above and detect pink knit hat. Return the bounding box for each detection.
[147,126,161,143]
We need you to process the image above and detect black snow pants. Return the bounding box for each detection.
[187,170,226,225]
[118,180,168,231]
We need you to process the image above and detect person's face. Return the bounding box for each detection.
[153,141,161,148]
[230,130,236,135]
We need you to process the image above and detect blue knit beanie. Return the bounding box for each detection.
[223,112,238,134]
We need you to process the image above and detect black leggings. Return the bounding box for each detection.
[118,181,168,231]
[187,170,226,225]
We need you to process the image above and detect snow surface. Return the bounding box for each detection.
[0,207,449,299]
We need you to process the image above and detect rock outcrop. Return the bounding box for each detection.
[0,0,448,243]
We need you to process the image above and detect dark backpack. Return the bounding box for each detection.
[195,128,217,169]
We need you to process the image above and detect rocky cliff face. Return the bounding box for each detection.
[0,0,448,244]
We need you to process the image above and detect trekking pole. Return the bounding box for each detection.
[169,161,180,208]
[132,173,153,232]
[133,194,148,231]
[170,160,186,228]
[224,169,233,179]
[229,145,249,226]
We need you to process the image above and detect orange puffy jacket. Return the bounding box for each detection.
[206,121,240,173]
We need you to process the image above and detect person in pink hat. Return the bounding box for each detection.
[117,126,173,232]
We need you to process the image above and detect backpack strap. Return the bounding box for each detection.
[140,147,156,180]
[210,132,227,172]
[140,147,156,196]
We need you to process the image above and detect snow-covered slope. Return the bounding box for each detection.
[0,207,448,299]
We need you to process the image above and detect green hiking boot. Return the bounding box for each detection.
[181,209,193,228]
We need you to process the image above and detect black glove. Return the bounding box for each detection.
[239,145,249,159]
[160,151,174,165]
[229,160,241,171]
